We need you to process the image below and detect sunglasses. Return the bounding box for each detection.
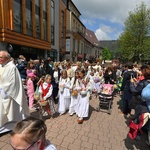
[10,140,37,150]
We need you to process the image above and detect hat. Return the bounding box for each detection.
[28,73,36,78]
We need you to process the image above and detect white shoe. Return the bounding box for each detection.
[69,112,75,116]
[29,107,36,111]
[59,113,64,116]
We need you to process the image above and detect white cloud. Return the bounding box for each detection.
[100,24,114,33]
[95,24,116,40]
[73,0,150,25]
[95,28,111,41]
[72,0,150,40]
[81,18,96,26]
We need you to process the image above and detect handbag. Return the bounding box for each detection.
[128,119,140,139]
[34,86,40,100]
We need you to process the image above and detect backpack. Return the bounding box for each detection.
[141,81,150,111]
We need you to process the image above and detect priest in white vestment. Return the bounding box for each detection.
[0,50,30,134]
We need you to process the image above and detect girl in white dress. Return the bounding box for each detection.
[69,70,80,116]
[76,69,93,124]
[58,70,71,115]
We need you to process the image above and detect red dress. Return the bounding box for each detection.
[40,83,51,115]
[41,83,51,99]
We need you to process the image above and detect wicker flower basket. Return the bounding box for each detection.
[72,90,78,96]
[38,100,48,106]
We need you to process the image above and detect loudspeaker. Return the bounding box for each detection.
[6,44,13,52]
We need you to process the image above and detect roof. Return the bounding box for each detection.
[85,29,99,46]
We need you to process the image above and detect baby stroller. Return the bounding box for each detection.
[96,83,114,114]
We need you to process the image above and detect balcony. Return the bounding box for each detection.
[67,28,85,39]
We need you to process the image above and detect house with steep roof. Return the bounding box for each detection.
[85,29,103,62]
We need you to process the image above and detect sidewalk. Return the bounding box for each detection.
[0,95,149,150]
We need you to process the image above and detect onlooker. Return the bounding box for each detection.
[0,50,29,134]
[104,66,116,84]
[66,61,75,79]
[39,59,46,77]
[120,63,136,115]
[45,57,53,76]
[27,73,36,110]
[16,55,27,79]
[52,63,61,104]
[10,116,57,150]
[26,61,36,76]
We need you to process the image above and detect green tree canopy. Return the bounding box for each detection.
[118,2,150,62]
[102,47,112,60]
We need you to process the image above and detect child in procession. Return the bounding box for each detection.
[76,69,93,124]
[69,70,80,116]
[58,70,71,115]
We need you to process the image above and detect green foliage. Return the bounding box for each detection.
[102,47,112,60]
[118,2,150,62]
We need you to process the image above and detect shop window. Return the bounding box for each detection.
[51,0,55,45]
[43,0,47,41]
[26,0,32,36]
[61,11,65,48]
[13,0,22,33]
[35,0,40,39]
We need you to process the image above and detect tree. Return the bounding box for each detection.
[118,2,150,62]
[102,47,112,60]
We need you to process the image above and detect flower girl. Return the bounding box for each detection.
[69,70,80,116]
[76,69,93,124]
[58,70,71,115]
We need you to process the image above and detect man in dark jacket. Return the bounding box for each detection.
[44,57,53,76]
[120,63,136,115]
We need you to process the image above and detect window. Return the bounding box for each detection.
[78,41,80,53]
[35,0,40,39]
[13,0,22,33]
[26,0,32,36]
[43,0,47,41]
[73,39,75,51]
[61,11,65,48]
[51,0,55,45]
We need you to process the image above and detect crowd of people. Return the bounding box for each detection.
[15,54,150,124]
[1,50,150,148]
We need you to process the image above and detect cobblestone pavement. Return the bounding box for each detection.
[0,94,149,150]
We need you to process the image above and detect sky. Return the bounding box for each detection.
[72,0,150,41]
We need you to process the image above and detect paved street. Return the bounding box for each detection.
[0,95,149,150]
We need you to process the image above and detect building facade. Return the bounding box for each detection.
[85,29,102,62]
[65,0,86,62]
[0,0,101,62]
[0,0,53,60]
